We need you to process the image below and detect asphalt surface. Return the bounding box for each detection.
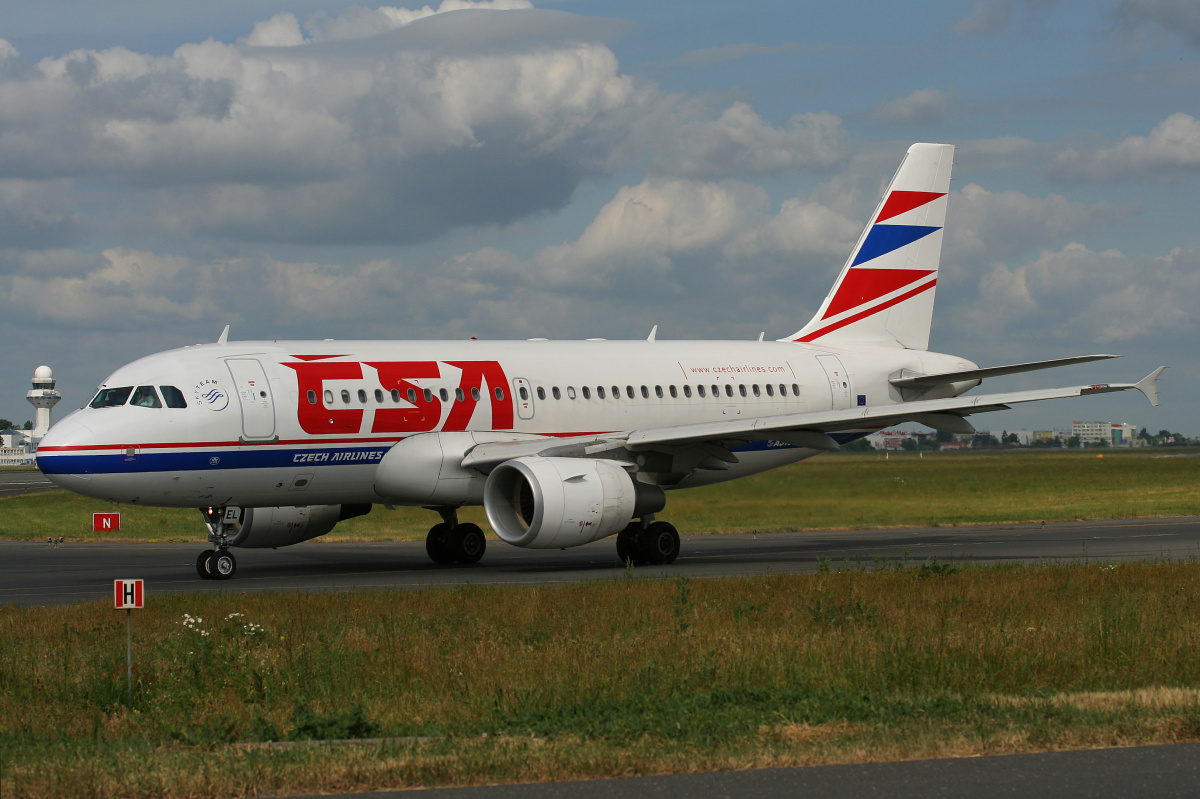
[296,743,1200,799]
[0,469,55,498]
[4,516,1198,607]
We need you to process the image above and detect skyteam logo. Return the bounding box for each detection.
[192,379,229,411]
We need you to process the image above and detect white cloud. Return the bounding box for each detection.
[959,242,1200,343]
[955,0,1064,35]
[0,179,81,249]
[304,1,536,43]
[244,13,307,47]
[653,102,843,179]
[944,182,1114,271]
[7,248,209,328]
[1116,0,1200,48]
[872,89,955,123]
[1050,113,1200,182]
[0,7,649,244]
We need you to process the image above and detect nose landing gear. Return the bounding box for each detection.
[197,507,239,580]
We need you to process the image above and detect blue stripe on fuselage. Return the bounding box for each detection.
[41,432,874,474]
[730,431,869,453]
[37,446,390,475]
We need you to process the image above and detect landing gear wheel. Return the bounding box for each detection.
[449,523,486,564]
[196,549,216,579]
[639,521,680,565]
[426,523,455,565]
[211,550,237,580]
[616,524,642,565]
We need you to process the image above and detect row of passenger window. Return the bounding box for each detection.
[308,381,802,407]
[89,385,188,409]
[307,386,506,406]
[520,383,803,401]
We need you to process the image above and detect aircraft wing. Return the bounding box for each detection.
[461,368,1166,472]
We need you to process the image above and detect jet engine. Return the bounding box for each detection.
[218,504,372,548]
[374,431,544,505]
[483,456,665,549]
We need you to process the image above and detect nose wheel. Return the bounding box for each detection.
[198,506,241,580]
[196,548,237,580]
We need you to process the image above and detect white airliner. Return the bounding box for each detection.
[37,144,1165,580]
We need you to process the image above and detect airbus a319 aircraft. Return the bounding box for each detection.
[37,144,1165,580]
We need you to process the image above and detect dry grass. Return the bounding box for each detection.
[3,562,1200,797]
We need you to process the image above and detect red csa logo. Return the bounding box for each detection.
[284,357,514,435]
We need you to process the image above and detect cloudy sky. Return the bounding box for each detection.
[2,0,1198,434]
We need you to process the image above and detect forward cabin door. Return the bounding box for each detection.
[226,358,277,441]
[512,377,535,420]
[816,354,852,411]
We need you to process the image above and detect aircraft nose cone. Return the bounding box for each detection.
[36,418,95,490]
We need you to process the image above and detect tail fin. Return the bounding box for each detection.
[783,142,954,350]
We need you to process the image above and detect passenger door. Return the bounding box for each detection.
[816,354,852,411]
[226,358,277,441]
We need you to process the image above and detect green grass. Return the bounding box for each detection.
[5,450,1200,542]
[3,564,1200,797]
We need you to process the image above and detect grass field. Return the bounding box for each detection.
[4,450,1199,542]
[3,563,1200,797]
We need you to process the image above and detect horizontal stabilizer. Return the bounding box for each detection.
[890,354,1120,389]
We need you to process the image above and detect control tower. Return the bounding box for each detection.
[26,365,62,445]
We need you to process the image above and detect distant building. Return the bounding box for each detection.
[0,428,33,465]
[868,430,911,450]
[1072,421,1138,446]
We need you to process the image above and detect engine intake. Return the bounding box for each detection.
[221,503,371,549]
[484,457,665,549]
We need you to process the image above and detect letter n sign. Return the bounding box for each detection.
[114,579,144,609]
[94,512,121,532]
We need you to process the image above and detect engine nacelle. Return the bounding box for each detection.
[484,456,666,549]
[374,431,544,505]
[222,504,371,549]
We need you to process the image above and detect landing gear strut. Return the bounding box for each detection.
[424,506,486,565]
[197,507,239,580]
[617,516,680,566]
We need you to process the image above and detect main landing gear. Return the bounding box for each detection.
[425,506,486,565]
[616,517,680,566]
[197,507,238,580]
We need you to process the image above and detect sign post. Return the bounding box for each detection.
[113,579,144,702]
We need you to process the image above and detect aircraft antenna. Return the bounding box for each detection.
[647,325,658,341]
[217,325,230,345]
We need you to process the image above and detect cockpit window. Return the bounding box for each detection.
[130,386,162,408]
[160,386,187,408]
[89,386,133,408]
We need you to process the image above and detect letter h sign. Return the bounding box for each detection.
[114,579,144,609]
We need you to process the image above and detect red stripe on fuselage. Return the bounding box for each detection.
[36,430,622,455]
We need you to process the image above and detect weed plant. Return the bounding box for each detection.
[3,562,1200,797]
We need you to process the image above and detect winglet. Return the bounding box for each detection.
[647,325,658,341]
[1135,366,1167,407]
[217,325,230,345]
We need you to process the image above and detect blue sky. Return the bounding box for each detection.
[1,0,1198,435]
